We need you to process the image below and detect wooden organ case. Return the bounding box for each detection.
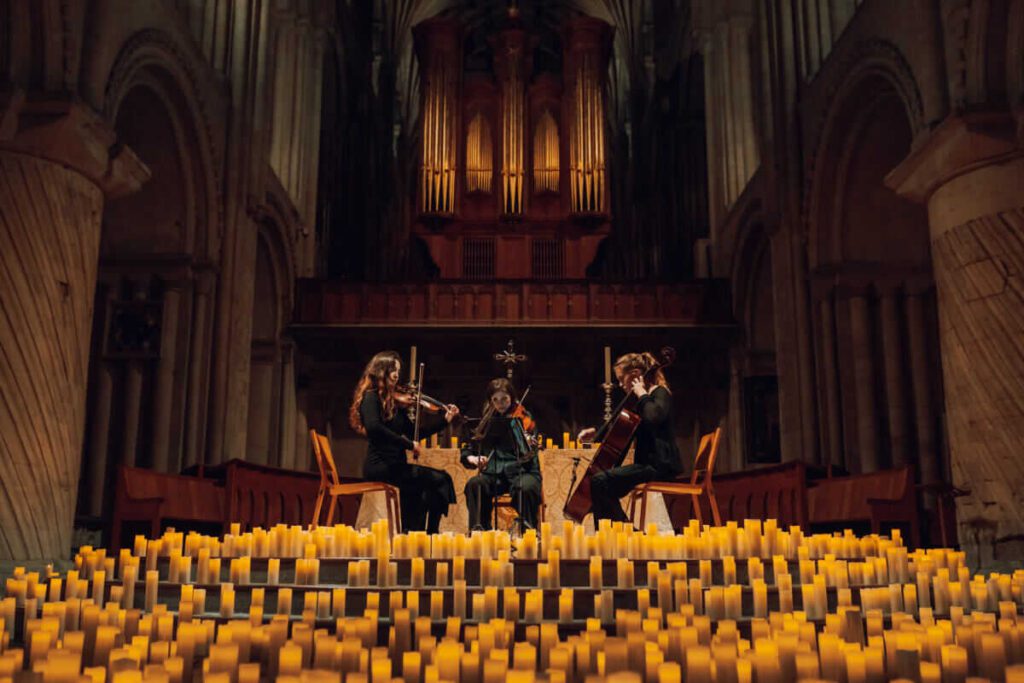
[413,12,614,282]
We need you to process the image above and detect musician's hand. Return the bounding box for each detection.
[577,427,597,443]
[468,455,489,468]
[630,377,648,398]
[444,404,460,423]
[411,442,423,459]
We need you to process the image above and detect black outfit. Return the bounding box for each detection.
[590,386,681,522]
[359,391,455,533]
[460,408,542,531]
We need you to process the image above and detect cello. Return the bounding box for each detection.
[562,347,676,523]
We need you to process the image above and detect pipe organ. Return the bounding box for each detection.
[414,13,612,280]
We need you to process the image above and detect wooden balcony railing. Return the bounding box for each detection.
[294,279,732,327]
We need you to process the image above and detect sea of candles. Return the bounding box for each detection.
[7,521,1024,683]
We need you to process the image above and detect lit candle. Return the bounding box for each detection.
[753,580,768,618]
[219,584,235,619]
[589,557,602,589]
[454,580,467,618]
[409,347,417,382]
[563,432,570,449]
[559,589,574,622]
[145,570,159,613]
[267,558,280,585]
[778,573,793,613]
[525,590,543,623]
[411,558,425,589]
[450,437,459,449]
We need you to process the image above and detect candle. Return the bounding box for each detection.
[525,590,543,623]
[145,570,159,612]
[559,589,574,622]
[753,579,768,618]
[563,432,570,449]
[219,584,235,619]
[411,558,425,588]
[409,347,417,382]
[604,346,612,384]
[450,436,459,448]
[454,580,467,618]
[267,558,280,584]
[587,557,603,589]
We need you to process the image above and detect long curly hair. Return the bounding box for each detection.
[614,351,670,391]
[349,351,401,435]
[471,378,520,441]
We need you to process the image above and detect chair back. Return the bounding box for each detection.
[310,429,329,489]
[690,427,723,488]
[316,432,342,487]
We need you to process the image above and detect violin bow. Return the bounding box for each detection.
[411,362,425,460]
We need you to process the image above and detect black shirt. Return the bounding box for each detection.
[599,385,682,476]
[359,391,448,472]
[459,408,541,478]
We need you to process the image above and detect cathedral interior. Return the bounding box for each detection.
[3,0,1024,680]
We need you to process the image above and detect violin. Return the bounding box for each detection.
[394,383,452,414]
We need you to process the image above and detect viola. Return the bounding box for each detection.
[562,347,676,523]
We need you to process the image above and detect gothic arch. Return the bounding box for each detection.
[102,30,222,263]
[806,47,928,270]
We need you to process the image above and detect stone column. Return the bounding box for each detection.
[184,269,215,470]
[888,111,1024,547]
[150,279,185,472]
[848,291,879,472]
[878,284,910,468]
[85,278,119,516]
[818,294,844,469]
[121,281,149,468]
[278,340,297,469]
[905,286,938,485]
[0,95,148,560]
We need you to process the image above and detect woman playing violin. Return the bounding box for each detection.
[349,351,459,533]
[576,352,681,523]
[460,378,542,531]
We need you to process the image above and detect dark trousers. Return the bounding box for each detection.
[590,464,659,522]
[365,462,455,533]
[465,471,542,531]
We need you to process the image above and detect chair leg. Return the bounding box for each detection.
[388,490,401,536]
[639,490,649,531]
[691,494,703,526]
[707,490,722,526]
[311,488,325,529]
[326,495,338,526]
[627,491,638,524]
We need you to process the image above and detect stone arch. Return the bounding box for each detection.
[804,57,944,481]
[730,217,781,468]
[78,32,223,520]
[246,215,296,468]
[102,31,222,263]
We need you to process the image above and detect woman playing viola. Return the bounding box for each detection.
[460,378,543,531]
[576,352,682,523]
[349,351,459,533]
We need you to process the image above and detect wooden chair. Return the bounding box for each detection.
[627,427,723,529]
[309,429,401,536]
[493,451,548,530]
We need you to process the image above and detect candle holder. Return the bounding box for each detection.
[601,382,614,423]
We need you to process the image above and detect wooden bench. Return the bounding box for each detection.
[678,460,809,529]
[110,467,224,550]
[807,466,920,547]
[223,459,322,531]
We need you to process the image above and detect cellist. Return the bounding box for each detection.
[460,378,543,531]
[576,352,682,522]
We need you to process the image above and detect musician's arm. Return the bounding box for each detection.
[637,386,672,425]
[360,393,415,449]
[459,444,479,469]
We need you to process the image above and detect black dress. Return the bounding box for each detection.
[459,407,543,531]
[590,385,681,522]
[359,391,456,533]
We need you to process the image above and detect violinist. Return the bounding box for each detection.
[460,379,542,531]
[348,351,459,533]
[576,352,681,523]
